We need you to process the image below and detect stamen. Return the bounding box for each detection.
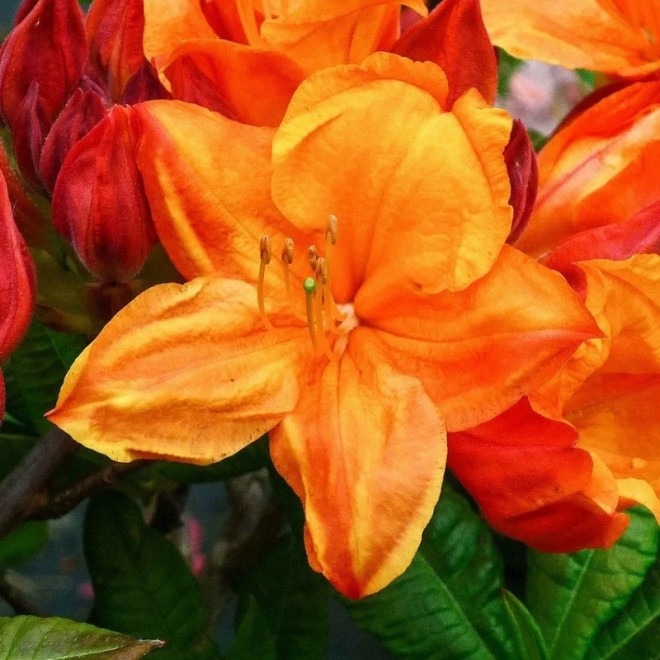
[314,258,337,360]
[325,214,338,283]
[281,237,294,301]
[307,245,319,272]
[258,235,274,330]
[304,277,318,349]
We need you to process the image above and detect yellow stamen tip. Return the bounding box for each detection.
[308,245,319,271]
[282,238,294,264]
[260,235,272,264]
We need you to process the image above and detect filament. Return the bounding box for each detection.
[258,235,274,330]
[304,277,318,350]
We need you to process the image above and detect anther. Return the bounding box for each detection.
[326,214,338,245]
[307,245,319,272]
[258,235,274,330]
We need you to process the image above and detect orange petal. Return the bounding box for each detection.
[258,1,426,74]
[481,0,660,78]
[392,0,497,106]
[517,82,660,259]
[48,277,310,464]
[559,256,660,513]
[143,0,218,70]
[134,100,315,282]
[272,55,512,301]
[270,326,446,598]
[448,398,628,552]
[164,39,305,126]
[355,245,599,431]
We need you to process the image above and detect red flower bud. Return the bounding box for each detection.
[52,105,157,281]
[40,87,109,192]
[505,119,538,245]
[120,60,173,106]
[0,0,86,131]
[0,143,47,247]
[0,173,36,361]
[86,0,146,101]
[392,0,498,107]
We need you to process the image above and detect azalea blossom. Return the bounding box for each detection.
[48,55,599,597]
[515,81,660,263]
[142,0,498,125]
[481,0,660,79]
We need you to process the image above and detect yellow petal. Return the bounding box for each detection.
[48,277,310,463]
[270,326,446,598]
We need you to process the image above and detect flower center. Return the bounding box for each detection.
[258,215,357,360]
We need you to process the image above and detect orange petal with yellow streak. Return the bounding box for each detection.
[356,245,600,431]
[48,277,310,464]
[272,55,512,300]
[481,0,660,78]
[270,326,446,598]
[134,100,319,283]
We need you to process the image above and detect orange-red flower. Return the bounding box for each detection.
[481,0,660,79]
[533,255,660,522]
[142,0,497,125]
[515,81,660,264]
[48,55,598,597]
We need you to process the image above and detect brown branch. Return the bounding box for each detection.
[0,426,79,540]
[0,574,47,617]
[26,459,150,522]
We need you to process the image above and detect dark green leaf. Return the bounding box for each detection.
[526,506,659,660]
[84,491,221,660]
[3,320,86,435]
[585,551,660,660]
[0,615,162,659]
[0,522,48,568]
[344,483,518,659]
[501,591,549,660]
[225,596,277,660]
[231,534,329,660]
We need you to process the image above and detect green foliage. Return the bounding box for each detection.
[497,49,523,97]
[527,507,660,660]
[343,483,520,659]
[84,491,221,660]
[0,521,48,569]
[0,615,162,659]
[501,591,550,660]
[3,320,86,436]
[229,535,329,660]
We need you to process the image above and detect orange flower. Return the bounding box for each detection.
[515,81,660,263]
[142,0,497,125]
[481,0,660,79]
[531,255,660,523]
[48,55,598,596]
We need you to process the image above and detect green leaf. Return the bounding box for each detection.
[343,483,518,659]
[0,615,162,659]
[585,551,660,660]
[526,506,659,660]
[230,534,329,660]
[84,491,221,660]
[501,591,550,660]
[0,521,48,568]
[497,49,523,97]
[225,596,277,660]
[3,320,86,435]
